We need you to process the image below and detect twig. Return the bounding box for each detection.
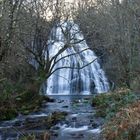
[0,78,6,82]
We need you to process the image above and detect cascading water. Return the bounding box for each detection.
[46,21,109,95]
[0,22,109,140]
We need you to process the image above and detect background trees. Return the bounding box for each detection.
[0,0,140,92]
[75,0,140,90]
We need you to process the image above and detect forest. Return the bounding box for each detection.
[0,0,140,140]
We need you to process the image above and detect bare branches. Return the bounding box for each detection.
[49,56,99,77]
[49,47,90,72]
[0,78,7,83]
[26,47,42,65]
[53,74,70,83]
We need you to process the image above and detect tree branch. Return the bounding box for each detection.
[49,47,90,72]
[49,56,100,77]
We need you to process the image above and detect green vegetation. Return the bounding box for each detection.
[0,79,51,120]
[103,100,140,140]
[92,89,140,140]
[20,134,36,140]
[1,0,140,139]
[92,89,138,119]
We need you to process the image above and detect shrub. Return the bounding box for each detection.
[103,100,140,140]
[92,88,137,119]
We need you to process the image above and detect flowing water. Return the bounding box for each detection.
[45,21,109,95]
[0,22,109,139]
[49,95,104,140]
[0,95,104,140]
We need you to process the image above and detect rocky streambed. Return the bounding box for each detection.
[0,95,104,140]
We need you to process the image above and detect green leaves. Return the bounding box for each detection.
[92,89,140,140]
[92,89,137,120]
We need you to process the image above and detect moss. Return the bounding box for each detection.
[20,131,51,140]
[50,111,68,122]
[20,134,36,140]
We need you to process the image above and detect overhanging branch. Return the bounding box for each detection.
[49,47,90,72]
[49,56,100,77]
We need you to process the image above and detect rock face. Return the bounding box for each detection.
[45,21,110,95]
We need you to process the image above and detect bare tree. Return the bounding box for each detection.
[75,0,140,89]
[0,0,24,61]
[15,0,99,88]
[26,20,98,83]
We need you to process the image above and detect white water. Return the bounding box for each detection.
[46,21,109,95]
[60,124,101,134]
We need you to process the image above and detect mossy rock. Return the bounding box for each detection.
[20,111,68,130]
[20,134,36,140]
[45,111,68,128]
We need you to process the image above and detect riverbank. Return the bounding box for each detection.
[0,90,52,121]
[92,88,140,140]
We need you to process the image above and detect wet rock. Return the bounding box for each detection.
[51,126,60,130]
[70,133,77,137]
[51,131,58,137]
[90,118,104,128]
[42,100,47,104]
[72,117,77,121]
[84,97,90,100]
[58,100,64,103]
[42,104,47,108]
[48,98,55,102]
[92,123,99,128]
[52,111,68,116]
[77,133,84,138]
[70,133,84,138]
[73,99,81,104]
[62,105,69,108]
[90,119,94,123]
[22,111,67,130]
[62,120,69,125]
[13,120,22,127]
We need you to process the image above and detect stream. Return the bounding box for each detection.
[0,95,104,140]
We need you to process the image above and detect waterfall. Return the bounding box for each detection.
[45,21,109,95]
